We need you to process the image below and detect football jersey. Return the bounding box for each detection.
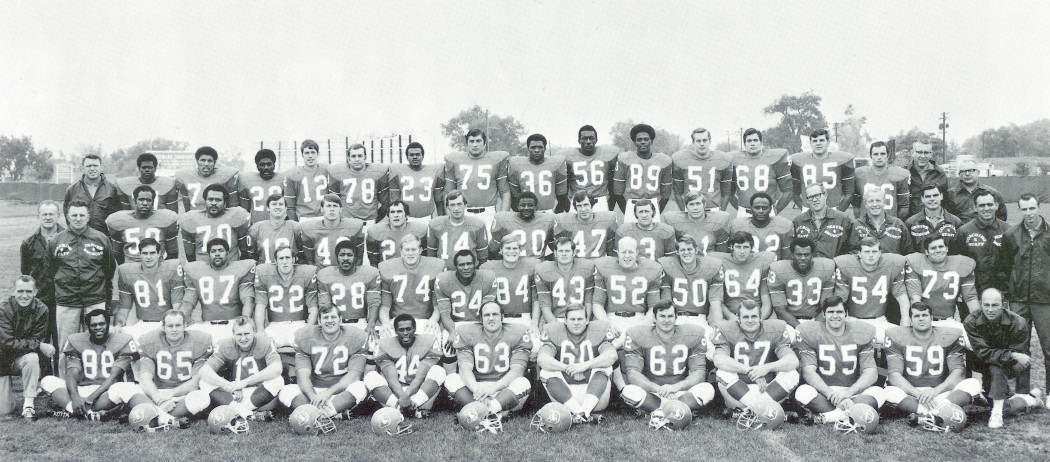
[507,156,568,211]
[615,222,676,261]
[115,176,180,211]
[175,166,241,211]
[365,220,429,264]
[489,212,556,259]
[884,325,966,387]
[237,172,285,224]
[205,334,280,382]
[539,320,616,385]
[374,334,442,385]
[904,210,963,255]
[316,265,381,322]
[592,256,663,314]
[853,166,910,219]
[789,208,854,259]
[64,332,138,387]
[561,145,619,199]
[248,219,302,264]
[443,150,511,208]
[426,215,488,269]
[713,252,776,311]
[434,269,498,323]
[662,210,732,255]
[534,259,596,318]
[729,216,794,258]
[612,151,673,200]
[182,260,256,321]
[670,148,735,209]
[711,319,793,381]
[479,258,538,317]
[327,163,390,221]
[659,256,725,316]
[379,256,446,319]
[177,208,251,262]
[138,329,214,389]
[292,325,369,388]
[833,253,910,319]
[117,260,185,322]
[299,217,365,268]
[767,258,837,319]
[387,163,445,219]
[282,164,331,220]
[789,151,856,209]
[553,211,619,259]
[904,254,977,320]
[731,149,792,208]
[623,324,707,385]
[254,264,318,323]
[796,320,877,387]
[453,323,531,382]
[106,209,179,263]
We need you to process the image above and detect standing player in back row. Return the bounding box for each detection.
[176,146,241,211]
[562,125,619,213]
[853,141,910,219]
[238,149,285,225]
[106,185,179,264]
[328,143,390,223]
[115,153,181,212]
[388,142,445,222]
[729,128,793,216]
[611,124,673,222]
[671,127,734,212]
[508,134,569,213]
[444,129,511,225]
[729,193,794,259]
[789,128,856,212]
[283,139,331,222]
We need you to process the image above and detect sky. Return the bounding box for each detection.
[3,0,1049,164]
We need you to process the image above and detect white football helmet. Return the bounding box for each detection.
[289,404,337,436]
[457,401,502,434]
[208,405,249,435]
[128,403,171,432]
[835,403,880,435]
[530,402,572,433]
[371,407,413,436]
[920,403,967,433]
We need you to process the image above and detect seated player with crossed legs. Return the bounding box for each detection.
[536,303,618,424]
[365,314,446,419]
[199,316,284,422]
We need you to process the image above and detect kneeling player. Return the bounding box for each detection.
[621,300,715,428]
[365,314,446,418]
[795,296,885,425]
[536,303,618,423]
[712,298,800,413]
[277,305,370,419]
[40,309,142,420]
[200,316,284,421]
[127,310,214,425]
[445,302,532,420]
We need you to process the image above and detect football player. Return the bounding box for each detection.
[671,127,734,211]
[883,302,981,423]
[712,298,800,413]
[611,124,673,221]
[114,238,185,340]
[728,128,792,216]
[237,148,285,225]
[950,190,1011,293]
[426,190,488,269]
[178,184,251,262]
[40,309,142,419]
[850,184,911,255]
[662,191,732,256]
[853,141,910,219]
[377,234,445,337]
[282,139,331,221]
[277,305,370,419]
[833,236,911,344]
[794,296,885,425]
[788,182,853,259]
[480,235,541,334]
[508,134,569,213]
[444,302,533,417]
[328,143,390,222]
[535,237,597,322]
[176,146,240,211]
[789,128,856,212]
[365,200,428,265]
[435,250,498,333]
[115,152,180,212]
[489,192,556,260]
[181,238,256,344]
[905,184,963,254]
[300,193,366,268]
[728,193,793,259]
[254,245,319,348]
[365,314,446,417]
[199,317,283,421]
[659,234,726,329]
[615,199,675,261]
[443,129,511,224]
[714,231,776,321]
[622,300,715,425]
[537,303,618,423]
[247,192,303,265]
[593,236,664,334]
[128,310,213,425]
[106,185,179,264]
[905,234,978,338]
[561,125,619,213]
[553,190,619,260]
[387,141,445,222]
[316,240,381,337]
[906,140,949,219]
[768,237,837,328]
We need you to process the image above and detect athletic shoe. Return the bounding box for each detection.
[988,410,1004,429]
[22,407,35,420]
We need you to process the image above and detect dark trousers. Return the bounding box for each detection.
[978,361,1029,399]
[1010,301,1050,391]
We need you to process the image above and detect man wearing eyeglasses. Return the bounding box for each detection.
[946,160,1007,223]
[787,183,853,259]
[907,140,948,218]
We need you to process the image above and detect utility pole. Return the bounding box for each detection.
[939,112,949,163]
[725,131,732,150]
[832,122,840,142]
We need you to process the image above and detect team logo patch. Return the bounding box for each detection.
[83,242,105,257]
[884,226,904,240]
[795,226,812,239]
[824,224,845,238]
[965,234,987,247]
[937,224,957,237]
[910,224,931,237]
[55,244,72,257]
[993,234,1003,247]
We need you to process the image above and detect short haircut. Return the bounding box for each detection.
[15,275,36,287]
[750,192,773,207]
[862,184,884,202]
[133,185,157,201]
[790,237,815,254]
[571,190,596,208]
[265,193,285,208]
[388,200,410,215]
[83,308,108,326]
[726,231,754,248]
[821,295,845,312]
[499,234,520,248]
[743,128,762,142]
[923,234,946,252]
[452,249,475,267]
[319,304,340,316]
[738,297,760,314]
[445,190,466,206]
[392,313,416,329]
[632,199,655,214]
[195,146,218,161]
[465,129,487,143]
[301,139,319,152]
[682,191,704,206]
[400,233,421,248]
[809,128,830,140]
[526,133,547,147]
[858,236,881,250]
[869,141,888,155]
[980,287,1004,302]
[973,190,996,206]
[334,239,356,256]
[38,200,61,215]
[405,141,425,156]
[206,238,230,253]
[653,299,675,315]
[517,191,538,207]
[255,149,276,164]
[231,316,255,331]
[162,309,187,325]
[1018,193,1039,206]
[137,153,158,167]
[138,237,161,253]
[677,234,698,251]
[203,183,228,202]
[690,128,710,141]
[564,303,587,318]
[66,200,90,213]
[921,184,940,196]
[82,153,102,165]
[554,236,576,251]
[910,302,931,315]
[321,193,342,207]
[347,143,366,155]
[273,244,294,259]
[577,125,597,139]
[630,124,655,141]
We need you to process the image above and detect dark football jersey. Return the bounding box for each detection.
[479,258,538,317]
[904,254,976,320]
[670,148,734,210]
[507,156,568,211]
[247,219,302,265]
[64,332,137,386]
[182,260,256,321]
[115,176,181,211]
[730,149,791,208]
[852,166,910,219]
[327,163,390,221]
[292,325,369,388]
[299,217,365,268]
[205,334,280,382]
[711,319,793,382]
[175,166,241,211]
[282,164,331,220]
[453,323,531,382]
[796,320,876,387]
[254,264,318,323]
[138,329,213,389]
[538,320,616,385]
[388,163,445,218]
[534,259,596,318]
[832,253,910,319]
[237,172,285,224]
[884,325,966,388]
[612,151,673,200]
[379,256,446,319]
[365,220,428,264]
[593,256,663,314]
[426,215,488,269]
[659,256,725,316]
[490,212,556,259]
[561,145,619,199]
[615,222,676,261]
[767,258,837,319]
[316,265,381,322]
[662,210,732,255]
[789,151,856,209]
[117,260,185,322]
[553,211,619,259]
[434,269,498,323]
[728,216,794,258]
[178,208,251,262]
[443,150,510,208]
[106,209,179,263]
[623,324,707,385]
[374,334,442,385]
[712,252,776,310]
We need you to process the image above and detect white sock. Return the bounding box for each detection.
[991,399,1004,414]
[563,399,584,415]
[24,397,34,408]
[580,395,599,414]
[486,399,503,415]
[822,408,848,423]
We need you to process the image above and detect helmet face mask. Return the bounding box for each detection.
[835,404,879,435]
[737,400,785,431]
[921,403,967,433]
[530,403,571,433]
[458,402,502,434]
[209,406,249,435]
[290,404,337,436]
[372,407,413,436]
[661,401,693,430]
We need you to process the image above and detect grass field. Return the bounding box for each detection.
[1,200,1048,461]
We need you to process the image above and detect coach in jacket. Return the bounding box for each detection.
[63,154,121,234]
[0,276,53,417]
[1001,193,1050,393]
